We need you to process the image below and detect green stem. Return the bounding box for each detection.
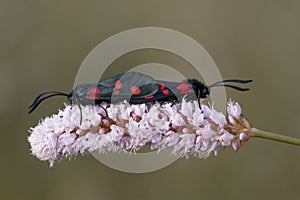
[252,128,300,146]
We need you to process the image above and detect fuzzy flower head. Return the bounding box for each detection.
[28,100,252,166]
[225,101,252,150]
[227,100,242,119]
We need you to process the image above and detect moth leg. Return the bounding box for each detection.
[99,104,108,117]
[158,100,167,108]
[170,99,179,107]
[197,94,203,113]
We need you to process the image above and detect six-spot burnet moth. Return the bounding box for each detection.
[28,71,252,114]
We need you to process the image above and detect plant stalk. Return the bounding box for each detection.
[252,128,300,146]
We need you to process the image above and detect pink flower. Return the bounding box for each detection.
[227,101,242,119]
[28,100,252,166]
[210,108,227,127]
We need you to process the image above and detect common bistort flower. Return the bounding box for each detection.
[28,100,252,166]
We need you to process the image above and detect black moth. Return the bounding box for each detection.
[28,71,252,114]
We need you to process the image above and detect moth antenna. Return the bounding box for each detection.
[28,92,69,114]
[29,91,68,109]
[209,79,252,88]
[210,84,250,91]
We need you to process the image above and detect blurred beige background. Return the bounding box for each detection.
[1,1,300,200]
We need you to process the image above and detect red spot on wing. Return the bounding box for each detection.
[114,80,122,89]
[158,83,165,90]
[113,90,120,95]
[86,94,98,99]
[162,89,169,95]
[88,87,101,94]
[145,95,154,99]
[86,87,100,99]
[176,83,192,94]
[130,86,141,95]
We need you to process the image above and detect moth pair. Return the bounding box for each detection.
[29,71,252,114]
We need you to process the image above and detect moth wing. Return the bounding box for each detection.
[97,72,159,97]
[96,73,124,96]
